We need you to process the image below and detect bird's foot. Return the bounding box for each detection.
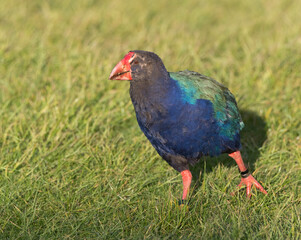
[178,199,189,212]
[178,199,188,206]
[237,174,267,198]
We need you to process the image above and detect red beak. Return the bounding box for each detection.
[109,52,134,80]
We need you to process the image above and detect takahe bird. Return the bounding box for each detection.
[109,50,267,201]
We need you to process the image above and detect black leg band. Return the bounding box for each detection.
[178,199,188,206]
[240,169,250,178]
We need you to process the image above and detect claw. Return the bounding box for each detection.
[237,174,267,198]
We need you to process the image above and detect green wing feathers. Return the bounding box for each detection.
[170,70,244,137]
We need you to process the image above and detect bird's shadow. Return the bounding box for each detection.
[190,110,268,191]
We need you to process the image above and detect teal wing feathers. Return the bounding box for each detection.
[169,70,244,138]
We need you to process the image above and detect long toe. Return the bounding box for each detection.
[253,178,268,194]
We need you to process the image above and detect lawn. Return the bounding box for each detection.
[0,0,300,239]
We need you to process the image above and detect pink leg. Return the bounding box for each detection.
[181,170,192,200]
[229,151,267,198]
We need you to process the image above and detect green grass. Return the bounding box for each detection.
[0,0,300,239]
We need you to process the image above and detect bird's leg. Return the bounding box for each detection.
[181,170,192,200]
[229,151,267,198]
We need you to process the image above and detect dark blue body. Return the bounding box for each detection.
[130,73,241,172]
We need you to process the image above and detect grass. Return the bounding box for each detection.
[0,0,300,239]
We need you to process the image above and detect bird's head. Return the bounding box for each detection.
[109,50,167,82]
